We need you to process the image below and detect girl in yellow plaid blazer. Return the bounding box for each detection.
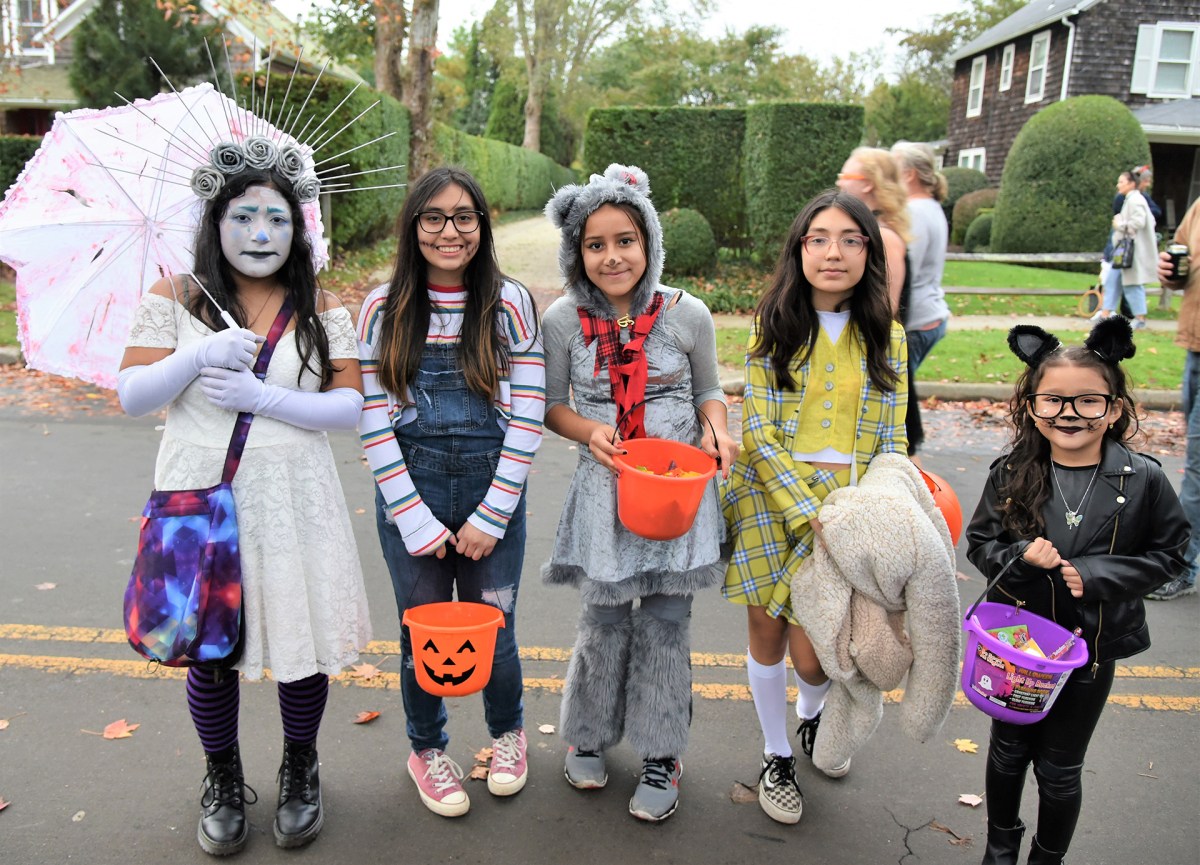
[722,190,908,824]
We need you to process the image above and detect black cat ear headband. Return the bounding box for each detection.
[1007,317,1136,367]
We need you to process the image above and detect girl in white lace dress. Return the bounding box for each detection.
[118,168,370,855]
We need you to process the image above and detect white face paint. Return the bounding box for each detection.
[218,186,294,279]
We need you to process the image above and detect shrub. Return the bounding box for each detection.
[964,211,994,253]
[432,123,576,212]
[941,166,990,224]
[661,208,717,277]
[0,135,42,200]
[991,95,1150,254]
[952,188,998,246]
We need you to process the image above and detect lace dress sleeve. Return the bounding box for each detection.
[125,293,179,349]
[322,307,359,359]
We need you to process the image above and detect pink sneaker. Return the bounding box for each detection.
[488,729,528,796]
[407,749,469,817]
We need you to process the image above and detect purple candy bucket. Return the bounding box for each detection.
[961,602,1089,725]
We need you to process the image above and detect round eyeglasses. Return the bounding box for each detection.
[800,234,869,255]
[1026,393,1115,419]
[416,210,484,234]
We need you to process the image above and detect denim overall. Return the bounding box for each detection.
[374,345,526,752]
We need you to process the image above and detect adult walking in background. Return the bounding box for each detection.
[836,148,910,313]
[893,142,952,457]
[1133,165,1169,310]
[1150,197,1200,600]
[1093,171,1156,330]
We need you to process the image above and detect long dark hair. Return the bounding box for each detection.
[376,167,527,399]
[999,348,1138,537]
[750,190,898,393]
[191,168,334,387]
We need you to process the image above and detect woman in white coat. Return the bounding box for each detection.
[1095,170,1157,330]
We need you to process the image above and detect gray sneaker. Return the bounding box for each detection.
[1146,576,1198,601]
[758,754,803,824]
[628,757,681,822]
[564,746,607,789]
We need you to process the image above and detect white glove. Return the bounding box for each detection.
[117,327,261,417]
[200,366,363,431]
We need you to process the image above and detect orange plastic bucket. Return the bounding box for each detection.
[921,469,963,545]
[402,601,505,697]
[613,438,717,541]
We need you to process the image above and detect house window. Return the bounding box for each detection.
[1132,23,1200,98]
[1025,31,1051,103]
[967,56,986,118]
[958,148,986,173]
[999,44,1015,91]
[16,0,47,49]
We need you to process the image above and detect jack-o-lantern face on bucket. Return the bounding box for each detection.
[420,637,478,687]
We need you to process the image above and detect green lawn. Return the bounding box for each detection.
[715,326,1183,392]
[0,277,14,346]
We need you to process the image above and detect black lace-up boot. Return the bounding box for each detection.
[198,745,256,856]
[980,820,1025,865]
[274,741,323,848]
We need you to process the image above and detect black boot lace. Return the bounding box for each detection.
[640,757,677,790]
[279,746,318,805]
[201,759,258,810]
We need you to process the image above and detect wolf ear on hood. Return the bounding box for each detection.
[544,163,665,320]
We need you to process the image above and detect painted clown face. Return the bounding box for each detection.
[219,185,294,280]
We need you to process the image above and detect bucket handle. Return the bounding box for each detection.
[612,395,722,467]
[965,540,1032,622]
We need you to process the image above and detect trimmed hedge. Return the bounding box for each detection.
[941,166,989,225]
[991,95,1151,254]
[951,187,998,246]
[0,135,44,200]
[964,211,993,253]
[744,102,863,261]
[661,208,717,277]
[583,107,747,246]
[432,123,577,212]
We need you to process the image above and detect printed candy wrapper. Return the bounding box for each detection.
[987,624,1032,648]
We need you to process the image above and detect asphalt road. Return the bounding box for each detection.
[1,405,1197,865]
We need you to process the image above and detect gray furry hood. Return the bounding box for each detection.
[544,164,664,320]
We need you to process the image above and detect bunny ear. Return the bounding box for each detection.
[604,163,651,196]
[1007,324,1061,366]
[1085,315,1137,363]
[545,183,583,228]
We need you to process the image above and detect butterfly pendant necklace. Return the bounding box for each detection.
[1051,461,1101,530]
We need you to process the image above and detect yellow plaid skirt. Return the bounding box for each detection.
[722,463,852,625]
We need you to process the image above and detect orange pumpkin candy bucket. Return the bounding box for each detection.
[403,602,505,697]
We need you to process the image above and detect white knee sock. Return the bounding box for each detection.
[747,652,791,758]
[795,672,831,721]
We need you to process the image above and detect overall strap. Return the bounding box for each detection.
[220,296,295,484]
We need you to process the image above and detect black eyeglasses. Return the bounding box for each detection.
[415,211,484,234]
[800,235,869,256]
[1026,393,1115,419]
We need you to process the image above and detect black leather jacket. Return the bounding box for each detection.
[966,441,1189,671]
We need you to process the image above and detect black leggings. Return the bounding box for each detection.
[985,661,1116,853]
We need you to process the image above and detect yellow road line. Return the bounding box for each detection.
[1,625,1195,680]
[2,653,1197,711]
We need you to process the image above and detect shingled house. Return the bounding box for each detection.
[945,0,1200,230]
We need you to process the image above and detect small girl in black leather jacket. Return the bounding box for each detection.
[964,317,1188,865]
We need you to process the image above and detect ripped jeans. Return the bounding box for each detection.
[374,346,526,752]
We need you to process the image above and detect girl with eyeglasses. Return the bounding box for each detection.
[722,189,907,825]
[356,167,545,818]
[965,318,1187,865]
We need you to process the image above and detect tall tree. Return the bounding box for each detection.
[404,0,439,176]
[69,0,218,108]
[374,0,406,99]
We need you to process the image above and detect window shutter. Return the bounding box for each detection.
[1130,24,1155,94]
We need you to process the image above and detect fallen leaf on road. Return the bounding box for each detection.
[955,571,971,582]
[352,711,380,725]
[354,508,366,514]
[349,662,382,680]
[729,781,758,804]
[468,765,489,780]
[929,819,967,841]
[474,747,493,763]
[72,810,86,822]
[104,719,140,739]
[954,738,979,754]
[537,723,555,734]
[0,796,10,812]
[958,793,984,807]
[35,582,56,590]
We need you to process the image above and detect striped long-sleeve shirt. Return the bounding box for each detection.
[357,281,546,555]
